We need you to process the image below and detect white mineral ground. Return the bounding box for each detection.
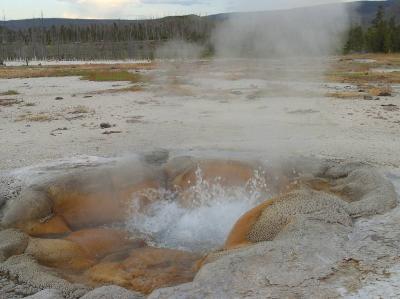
[0,59,400,298]
[0,60,399,171]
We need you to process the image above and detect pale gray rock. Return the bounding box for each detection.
[149,163,399,298]
[24,289,65,299]
[248,188,352,242]
[0,255,89,299]
[0,175,22,211]
[327,165,398,217]
[0,229,29,262]
[0,160,397,299]
[143,149,170,166]
[1,189,51,228]
[80,286,144,299]
[150,219,352,298]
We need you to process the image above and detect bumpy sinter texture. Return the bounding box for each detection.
[248,188,352,243]
[0,158,398,299]
[226,163,398,247]
[150,162,400,299]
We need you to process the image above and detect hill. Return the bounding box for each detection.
[0,1,398,30]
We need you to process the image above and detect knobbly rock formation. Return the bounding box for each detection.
[23,215,72,237]
[225,163,397,249]
[65,228,141,260]
[0,156,398,298]
[1,189,53,229]
[25,238,95,271]
[0,254,89,298]
[0,229,29,262]
[224,188,352,249]
[25,289,65,299]
[1,162,164,233]
[48,173,162,229]
[86,247,200,295]
[150,162,399,298]
[327,166,398,217]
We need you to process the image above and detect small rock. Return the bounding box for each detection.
[144,149,169,165]
[102,130,122,135]
[378,91,391,97]
[363,95,373,101]
[54,97,64,101]
[100,123,112,129]
[381,104,399,112]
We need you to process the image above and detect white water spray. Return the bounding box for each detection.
[126,167,270,253]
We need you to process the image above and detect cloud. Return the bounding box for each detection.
[60,0,134,7]
[140,0,208,5]
[60,0,206,8]
[59,0,140,18]
[228,0,361,11]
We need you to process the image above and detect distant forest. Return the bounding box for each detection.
[345,6,400,53]
[0,15,215,61]
[0,5,398,61]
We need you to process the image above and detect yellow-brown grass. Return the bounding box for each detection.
[327,54,400,84]
[325,91,363,99]
[16,112,55,122]
[0,63,153,81]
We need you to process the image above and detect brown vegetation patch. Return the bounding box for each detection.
[15,112,56,122]
[66,105,93,114]
[0,98,23,106]
[0,90,19,96]
[367,85,392,97]
[0,63,153,81]
[91,85,144,95]
[325,91,363,99]
[327,54,400,84]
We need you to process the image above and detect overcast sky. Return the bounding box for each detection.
[0,0,384,20]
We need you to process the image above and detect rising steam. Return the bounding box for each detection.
[213,2,350,58]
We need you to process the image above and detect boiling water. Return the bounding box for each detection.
[126,167,270,253]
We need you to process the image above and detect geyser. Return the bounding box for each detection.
[0,153,397,297]
[126,165,270,252]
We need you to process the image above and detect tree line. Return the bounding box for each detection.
[345,6,400,53]
[0,15,214,61]
[0,5,398,61]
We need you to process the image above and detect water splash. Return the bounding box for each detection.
[126,167,270,253]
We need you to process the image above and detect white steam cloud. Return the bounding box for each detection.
[213,4,350,59]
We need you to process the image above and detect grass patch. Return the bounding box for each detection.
[327,54,400,84]
[0,98,23,106]
[67,105,92,114]
[0,63,153,81]
[81,70,142,83]
[94,84,145,94]
[327,70,400,84]
[367,85,392,97]
[16,112,54,122]
[0,90,19,96]
[325,91,363,99]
